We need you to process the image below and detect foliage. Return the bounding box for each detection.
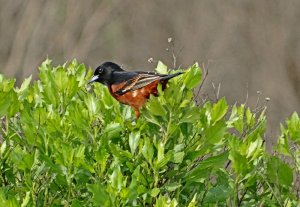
[0,59,299,206]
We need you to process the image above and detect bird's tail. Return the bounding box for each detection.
[160,72,183,81]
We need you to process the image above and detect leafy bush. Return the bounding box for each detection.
[0,59,299,206]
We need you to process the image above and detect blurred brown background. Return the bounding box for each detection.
[1,0,300,142]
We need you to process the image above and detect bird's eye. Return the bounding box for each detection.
[97,67,103,74]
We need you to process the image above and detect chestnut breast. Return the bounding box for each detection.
[109,80,160,109]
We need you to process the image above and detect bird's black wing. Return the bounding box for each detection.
[111,71,138,84]
[114,71,182,95]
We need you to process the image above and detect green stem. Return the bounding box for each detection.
[163,113,172,145]
[265,181,283,207]
[43,186,48,207]
[233,176,240,207]
[5,116,9,136]
[31,182,37,207]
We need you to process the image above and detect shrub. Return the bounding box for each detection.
[0,59,299,206]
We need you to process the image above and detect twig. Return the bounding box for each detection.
[244,83,249,107]
[255,90,263,111]
[194,61,209,104]
[237,188,248,207]
[212,82,221,101]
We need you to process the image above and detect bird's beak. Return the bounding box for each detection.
[88,75,99,84]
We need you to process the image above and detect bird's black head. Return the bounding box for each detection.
[88,62,124,85]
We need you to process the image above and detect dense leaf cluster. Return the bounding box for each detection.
[0,60,299,206]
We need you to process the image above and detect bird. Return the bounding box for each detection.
[88,62,183,118]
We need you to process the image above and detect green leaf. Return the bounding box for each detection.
[0,76,15,92]
[74,169,92,185]
[267,156,293,187]
[71,199,84,207]
[180,107,200,123]
[39,58,52,72]
[164,182,182,192]
[173,152,184,163]
[183,63,202,89]
[184,152,229,183]
[10,147,34,171]
[129,131,140,155]
[0,141,6,157]
[229,105,245,133]
[246,107,255,127]
[187,194,198,207]
[128,166,140,201]
[57,144,75,167]
[146,96,167,117]
[205,121,227,144]
[246,138,263,160]
[156,141,165,163]
[276,135,291,156]
[95,148,108,174]
[16,75,32,101]
[87,183,111,206]
[7,91,20,117]
[0,92,11,116]
[197,151,228,170]
[142,137,154,165]
[43,83,58,107]
[110,144,132,161]
[143,109,162,126]
[39,154,62,174]
[75,63,87,87]
[211,97,228,123]
[65,76,79,99]
[286,112,300,143]
[110,165,124,191]
[21,191,30,207]
[103,123,122,139]
[155,195,169,207]
[228,136,249,174]
[204,185,231,203]
[151,187,160,197]
[184,168,210,183]
[85,95,100,117]
[156,61,168,74]
[155,150,173,169]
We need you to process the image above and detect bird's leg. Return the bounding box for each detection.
[124,107,139,126]
[134,107,140,119]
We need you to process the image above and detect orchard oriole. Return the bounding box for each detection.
[88,62,182,118]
